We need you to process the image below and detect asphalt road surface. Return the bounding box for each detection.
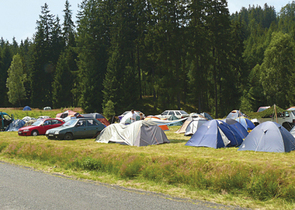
[0,162,246,210]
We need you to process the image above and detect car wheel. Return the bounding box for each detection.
[64,133,73,140]
[31,130,39,136]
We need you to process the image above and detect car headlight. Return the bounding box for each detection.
[23,129,29,132]
[54,131,59,134]
[45,130,49,135]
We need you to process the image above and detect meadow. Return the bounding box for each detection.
[1,108,295,209]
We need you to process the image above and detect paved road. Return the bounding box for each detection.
[0,162,245,210]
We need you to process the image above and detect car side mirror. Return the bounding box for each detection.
[75,124,80,127]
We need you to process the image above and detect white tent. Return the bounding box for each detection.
[175,114,207,134]
[184,118,208,136]
[96,121,170,146]
[120,111,140,124]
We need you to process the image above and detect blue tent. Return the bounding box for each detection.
[185,120,243,149]
[6,119,26,131]
[23,106,31,111]
[238,121,295,153]
[222,118,248,140]
[235,117,255,131]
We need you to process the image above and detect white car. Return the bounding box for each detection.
[156,110,189,119]
[257,110,295,131]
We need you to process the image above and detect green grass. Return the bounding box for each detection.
[1,126,295,209]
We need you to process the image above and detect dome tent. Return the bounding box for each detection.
[185,120,243,149]
[238,121,295,153]
[175,114,207,134]
[222,118,248,140]
[96,120,170,146]
[23,106,31,111]
[184,118,208,136]
[235,117,255,131]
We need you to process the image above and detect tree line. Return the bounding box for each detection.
[1,0,295,118]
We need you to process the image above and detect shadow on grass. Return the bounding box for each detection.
[168,139,188,144]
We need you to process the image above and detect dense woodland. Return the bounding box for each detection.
[1,0,295,118]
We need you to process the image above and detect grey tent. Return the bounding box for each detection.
[96,121,170,146]
[238,121,295,152]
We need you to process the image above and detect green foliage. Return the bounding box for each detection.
[103,100,115,121]
[3,1,295,116]
[260,32,295,107]
[6,53,26,106]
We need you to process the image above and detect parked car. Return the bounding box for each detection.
[18,118,64,136]
[156,110,189,119]
[257,110,295,131]
[45,118,105,140]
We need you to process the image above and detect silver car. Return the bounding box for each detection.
[157,110,189,119]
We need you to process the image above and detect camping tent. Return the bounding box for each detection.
[226,110,244,119]
[81,113,110,126]
[23,106,31,111]
[238,121,295,153]
[235,117,255,131]
[167,115,183,126]
[175,114,206,134]
[96,121,170,146]
[222,118,248,139]
[185,120,243,149]
[120,111,140,124]
[6,119,26,131]
[56,110,81,119]
[184,118,208,136]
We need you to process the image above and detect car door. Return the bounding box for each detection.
[40,120,53,134]
[51,119,63,129]
[73,119,88,138]
[84,119,100,138]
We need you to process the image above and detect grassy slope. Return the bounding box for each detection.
[1,125,295,209]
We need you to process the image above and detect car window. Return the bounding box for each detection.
[43,120,51,125]
[64,120,77,126]
[175,111,181,115]
[51,120,60,125]
[78,120,86,126]
[180,110,188,114]
[162,111,168,115]
[168,111,175,115]
[87,119,97,126]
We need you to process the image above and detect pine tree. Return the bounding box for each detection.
[76,0,111,112]
[0,43,12,107]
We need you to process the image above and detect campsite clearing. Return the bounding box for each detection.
[1,126,295,210]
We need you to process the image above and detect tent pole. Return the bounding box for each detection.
[274,104,278,123]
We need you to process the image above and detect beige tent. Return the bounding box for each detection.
[175,114,207,134]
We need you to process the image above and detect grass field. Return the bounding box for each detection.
[1,108,295,209]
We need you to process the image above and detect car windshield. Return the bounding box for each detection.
[32,120,43,126]
[63,119,78,126]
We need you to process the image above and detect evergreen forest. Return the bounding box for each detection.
[1,0,295,118]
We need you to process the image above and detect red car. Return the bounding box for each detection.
[18,118,64,136]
